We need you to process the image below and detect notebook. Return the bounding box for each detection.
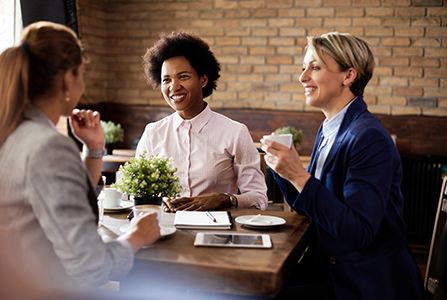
[174,211,233,230]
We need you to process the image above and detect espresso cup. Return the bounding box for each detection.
[133,205,162,225]
[263,133,293,148]
[104,187,122,208]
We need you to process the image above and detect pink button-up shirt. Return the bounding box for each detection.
[136,105,268,209]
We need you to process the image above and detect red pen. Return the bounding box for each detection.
[206,211,217,223]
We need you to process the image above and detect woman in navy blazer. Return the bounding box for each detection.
[261,32,423,300]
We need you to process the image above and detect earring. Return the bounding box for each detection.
[65,92,70,102]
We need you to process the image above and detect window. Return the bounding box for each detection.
[0,0,22,53]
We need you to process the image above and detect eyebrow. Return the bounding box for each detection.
[163,71,193,78]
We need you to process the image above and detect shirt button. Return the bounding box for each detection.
[329,257,337,265]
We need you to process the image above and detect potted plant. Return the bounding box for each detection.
[112,151,182,206]
[274,126,303,150]
[100,120,124,154]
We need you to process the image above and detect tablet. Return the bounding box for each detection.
[194,232,272,248]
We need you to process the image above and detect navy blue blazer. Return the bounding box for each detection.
[274,97,423,299]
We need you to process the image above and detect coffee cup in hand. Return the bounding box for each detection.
[133,205,162,225]
[104,187,122,208]
[263,133,293,148]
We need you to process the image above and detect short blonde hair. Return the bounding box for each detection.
[307,32,375,96]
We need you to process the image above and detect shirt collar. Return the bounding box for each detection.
[321,97,357,138]
[173,102,213,133]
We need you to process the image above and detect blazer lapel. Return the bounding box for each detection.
[320,97,368,176]
[308,125,324,175]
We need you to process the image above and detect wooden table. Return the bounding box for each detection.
[99,208,310,298]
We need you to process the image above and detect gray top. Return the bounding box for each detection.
[0,104,133,293]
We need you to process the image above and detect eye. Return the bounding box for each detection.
[162,78,170,84]
[180,74,189,79]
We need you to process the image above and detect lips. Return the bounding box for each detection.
[170,94,186,103]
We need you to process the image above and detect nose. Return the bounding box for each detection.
[169,79,180,92]
[299,67,309,83]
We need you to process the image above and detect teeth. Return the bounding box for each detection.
[171,95,184,100]
[305,87,316,93]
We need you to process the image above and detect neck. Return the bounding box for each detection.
[322,93,357,120]
[31,97,61,125]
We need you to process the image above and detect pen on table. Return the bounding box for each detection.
[206,211,217,223]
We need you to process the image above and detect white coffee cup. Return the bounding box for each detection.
[104,187,122,208]
[133,205,162,225]
[263,133,293,148]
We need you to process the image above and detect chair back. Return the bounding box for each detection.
[425,176,447,299]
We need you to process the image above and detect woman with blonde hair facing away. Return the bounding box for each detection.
[0,21,160,294]
[262,32,423,299]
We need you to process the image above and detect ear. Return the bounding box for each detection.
[200,74,209,88]
[62,69,73,93]
[343,68,357,86]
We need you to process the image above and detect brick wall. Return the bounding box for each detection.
[78,0,447,117]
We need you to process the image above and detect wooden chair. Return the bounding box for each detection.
[425,176,447,299]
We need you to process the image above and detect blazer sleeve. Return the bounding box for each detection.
[27,133,134,289]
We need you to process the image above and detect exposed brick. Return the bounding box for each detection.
[226,65,252,73]
[253,28,278,36]
[382,38,410,47]
[226,10,250,19]
[394,67,423,77]
[395,27,424,37]
[409,78,438,88]
[353,0,380,6]
[266,74,292,82]
[266,56,293,64]
[336,27,364,36]
[268,0,293,8]
[424,88,447,98]
[222,47,249,55]
[369,106,391,115]
[411,38,441,47]
[336,8,364,17]
[324,0,350,6]
[253,65,279,73]
[411,18,441,27]
[396,8,425,17]
[280,28,306,37]
[240,0,265,9]
[371,46,391,56]
[324,17,351,26]
[378,96,407,105]
[365,8,394,17]
[239,92,264,101]
[227,82,253,91]
[239,74,264,82]
[249,101,276,109]
[439,98,447,107]
[253,9,277,18]
[278,9,305,17]
[266,92,293,101]
[427,27,447,37]
[412,0,442,7]
[422,107,447,117]
[215,0,238,9]
[308,28,336,37]
[295,18,323,27]
[365,27,394,37]
[269,19,295,27]
[226,28,251,36]
[281,83,303,92]
[216,37,240,46]
[191,20,214,27]
[427,8,447,17]
[213,91,238,101]
[391,106,421,116]
[382,17,410,26]
[353,17,381,26]
[250,46,276,55]
[200,28,225,37]
[364,86,393,95]
[379,76,408,86]
[307,8,335,17]
[295,0,323,7]
[393,47,423,57]
[240,55,266,64]
[408,97,437,107]
[215,19,240,28]
[381,57,409,67]
[425,48,447,58]
[269,37,295,46]
[224,101,250,108]
[393,87,423,97]
[383,0,410,6]
[241,19,267,27]
[277,46,304,55]
[242,37,268,45]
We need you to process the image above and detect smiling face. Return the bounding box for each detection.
[299,49,355,120]
[161,56,208,120]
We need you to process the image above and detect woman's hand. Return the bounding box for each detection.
[121,212,161,253]
[163,193,229,212]
[260,138,311,193]
[69,108,105,150]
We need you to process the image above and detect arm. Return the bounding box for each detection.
[28,134,159,288]
[69,109,104,184]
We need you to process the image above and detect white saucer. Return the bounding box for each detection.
[119,225,176,238]
[104,202,133,213]
[235,215,286,229]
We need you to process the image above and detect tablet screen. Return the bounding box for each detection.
[194,233,272,248]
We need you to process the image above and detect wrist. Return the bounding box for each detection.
[223,193,238,208]
[82,144,107,158]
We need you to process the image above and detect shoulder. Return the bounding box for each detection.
[210,111,249,132]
